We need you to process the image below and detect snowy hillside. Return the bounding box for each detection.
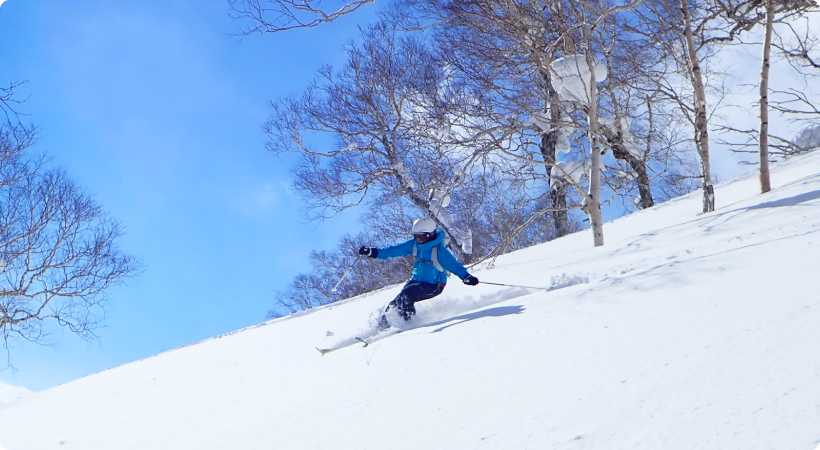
[0,381,30,407]
[2,151,820,450]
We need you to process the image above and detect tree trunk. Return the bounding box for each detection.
[759,0,774,194]
[602,125,655,209]
[615,149,654,209]
[584,48,605,247]
[680,0,715,212]
[539,70,571,238]
[387,147,471,258]
[550,183,570,237]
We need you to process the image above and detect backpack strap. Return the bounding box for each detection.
[414,243,446,273]
[431,246,445,273]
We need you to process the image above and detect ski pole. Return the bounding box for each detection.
[479,281,554,291]
[332,255,362,293]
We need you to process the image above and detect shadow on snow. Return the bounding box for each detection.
[746,189,820,210]
[424,305,526,334]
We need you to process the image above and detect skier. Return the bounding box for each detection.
[358,218,479,330]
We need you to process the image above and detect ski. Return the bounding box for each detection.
[316,276,590,355]
[316,327,407,355]
[316,336,369,355]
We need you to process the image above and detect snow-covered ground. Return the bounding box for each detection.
[0,381,30,407]
[2,151,820,449]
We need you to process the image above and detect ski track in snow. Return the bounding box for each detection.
[2,151,820,449]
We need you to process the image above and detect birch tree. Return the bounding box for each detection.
[408,0,581,240]
[751,0,816,192]
[773,13,820,155]
[759,0,775,193]
[265,23,507,258]
[408,0,653,248]
[1,117,139,352]
[548,0,647,246]
[681,0,717,211]
[704,1,817,184]
[634,0,731,212]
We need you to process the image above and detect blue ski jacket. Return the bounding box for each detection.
[376,230,470,285]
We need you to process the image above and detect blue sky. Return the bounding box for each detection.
[0,0,375,391]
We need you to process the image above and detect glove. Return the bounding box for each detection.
[463,274,479,286]
[358,246,378,258]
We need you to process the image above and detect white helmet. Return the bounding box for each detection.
[412,218,437,234]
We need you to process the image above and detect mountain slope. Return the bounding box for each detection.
[0,381,30,407]
[1,152,820,450]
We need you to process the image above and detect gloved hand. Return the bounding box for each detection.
[463,274,479,286]
[358,246,378,258]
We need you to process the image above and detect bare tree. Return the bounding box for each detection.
[266,22,527,259]
[635,0,737,212]
[269,231,413,317]
[1,121,139,354]
[709,3,818,171]
[771,15,820,141]
[596,23,657,210]
[264,18,583,314]
[228,0,378,34]
[407,0,657,248]
[269,173,573,316]
[710,0,817,192]
[755,1,816,191]
[1,81,29,125]
[633,0,815,209]
[542,0,647,246]
[759,0,776,192]
[679,0,717,211]
[406,0,582,240]
[595,5,714,212]
[773,13,820,70]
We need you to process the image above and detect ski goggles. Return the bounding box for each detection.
[414,231,436,244]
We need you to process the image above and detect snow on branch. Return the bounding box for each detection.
[548,55,608,106]
[428,189,473,255]
[794,124,820,152]
[553,160,588,188]
[599,116,644,161]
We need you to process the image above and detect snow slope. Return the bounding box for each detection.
[0,381,30,407]
[2,152,820,449]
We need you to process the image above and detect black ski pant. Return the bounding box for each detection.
[387,280,445,321]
